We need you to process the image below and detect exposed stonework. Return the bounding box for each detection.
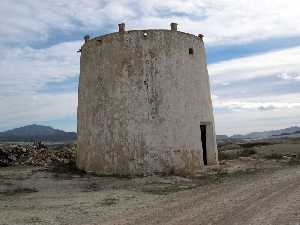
[77,23,218,176]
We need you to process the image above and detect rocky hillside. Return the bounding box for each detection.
[0,124,76,142]
[0,143,76,167]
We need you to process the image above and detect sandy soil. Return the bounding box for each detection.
[1,139,300,225]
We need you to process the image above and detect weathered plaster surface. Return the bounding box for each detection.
[77,29,217,176]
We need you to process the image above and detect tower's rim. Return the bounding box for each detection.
[86,29,203,43]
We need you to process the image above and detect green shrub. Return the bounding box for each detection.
[218,148,256,160]
[239,142,272,148]
[239,148,256,157]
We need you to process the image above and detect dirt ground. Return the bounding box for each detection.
[1,139,300,225]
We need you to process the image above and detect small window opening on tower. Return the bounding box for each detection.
[189,48,194,55]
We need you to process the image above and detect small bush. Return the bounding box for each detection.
[101,197,119,206]
[239,148,256,157]
[239,142,272,148]
[218,148,256,160]
[218,151,239,160]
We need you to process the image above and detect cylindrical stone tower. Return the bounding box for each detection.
[77,23,218,176]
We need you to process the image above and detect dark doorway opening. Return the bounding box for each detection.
[200,125,207,165]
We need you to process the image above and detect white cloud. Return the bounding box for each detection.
[213,87,300,109]
[215,107,300,135]
[214,100,300,111]
[278,72,300,81]
[209,46,300,84]
[210,48,300,133]
[211,94,219,100]
[0,41,81,96]
[0,40,81,130]
[0,0,136,45]
[1,0,300,46]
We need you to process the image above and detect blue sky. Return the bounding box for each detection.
[0,0,300,135]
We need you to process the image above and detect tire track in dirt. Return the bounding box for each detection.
[167,167,300,225]
[103,166,300,225]
[163,167,300,225]
[216,174,300,225]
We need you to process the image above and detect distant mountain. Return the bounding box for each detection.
[0,124,76,142]
[230,126,300,139]
[216,135,229,140]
